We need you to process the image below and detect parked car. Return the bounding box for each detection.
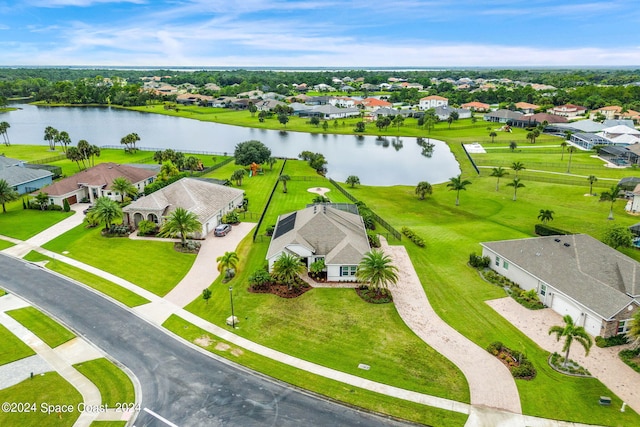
[214,223,232,237]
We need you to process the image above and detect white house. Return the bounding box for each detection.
[266,205,371,282]
[481,234,640,338]
[419,95,448,110]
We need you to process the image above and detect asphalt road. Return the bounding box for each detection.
[0,254,412,427]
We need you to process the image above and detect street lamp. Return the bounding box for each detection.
[229,286,235,329]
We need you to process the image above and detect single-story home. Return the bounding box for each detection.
[0,156,53,194]
[510,113,568,128]
[484,109,524,123]
[38,162,157,206]
[433,105,472,121]
[266,204,371,282]
[514,102,540,114]
[481,234,639,338]
[461,101,490,112]
[123,177,244,238]
[299,105,361,120]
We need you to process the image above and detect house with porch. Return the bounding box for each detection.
[481,234,639,338]
[266,204,370,282]
[38,162,157,207]
[548,104,587,119]
[123,178,244,238]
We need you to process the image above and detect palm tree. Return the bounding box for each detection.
[90,196,123,231]
[56,131,71,153]
[511,161,525,177]
[414,181,432,200]
[66,146,85,171]
[600,185,622,220]
[560,141,568,160]
[158,161,180,181]
[0,179,19,213]
[0,121,11,146]
[230,169,246,186]
[278,174,291,193]
[44,126,59,151]
[346,175,360,188]
[355,250,399,296]
[509,141,517,152]
[626,310,640,349]
[490,167,509,191]
[489,131,497,142]
[158,207,202,246]
[111,177,138,203]
[216,251,239,279]
[506,177,525,201]
[566,146,577,173]
[271,252,305,290]
[587,175,598,196]
[77,139,91,169]
[548,315,593,368]
[185,156,200,175]
[447,175,472,206]
[267,157,277,170]
[537,209,554,223]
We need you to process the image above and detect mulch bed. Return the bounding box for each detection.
[248,280,311,298]
[355,286,393,304]
[172,242,200,254]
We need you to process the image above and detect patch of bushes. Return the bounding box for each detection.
[595,334,629,348]
[144,172,189,195]
[549,352,591,376]
[468,252,490,269]
[137,220,158,236]
[104,224,131,237]
[367,232,381,248]
[486,341,536,380]
[222,211,240,224]
[619,348,640,373]
[534,223,572,237]
[481,270,544,310]
[265,225,275,236]
[355,286,393,304]
[401,226,425,247]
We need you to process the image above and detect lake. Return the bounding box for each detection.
[3,103,460,186]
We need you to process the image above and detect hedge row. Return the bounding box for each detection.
[534,223,572,236]
[401,227,425,247]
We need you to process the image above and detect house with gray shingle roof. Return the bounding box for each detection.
[267,205,370,282]
[481,234,640,338]
[123,177,244,238]
[0,156,53,194]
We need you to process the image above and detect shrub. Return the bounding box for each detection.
[265,225,275,236]
[106,224,130,237]
[486,341,504,356]
[619,348,640,373]
[248,268,271,289]
[62,199,70,212]
[401,226,425,247]
[137,220,158,236]
[595,334,629,348]
[48,204,63,211]
[535,223,572,236]
[309,258,326,275]
[222,211,240,224]
[469,253,490,269]
[367,232,381,248]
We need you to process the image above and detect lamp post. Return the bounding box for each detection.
[229,286,235,328]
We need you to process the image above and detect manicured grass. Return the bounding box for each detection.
[0,239,14,250]
[0,323,35,365]
[0,372,82,427]
[0,201,74,240]
[73,358,135,406]
[163,314,468,427]
[6,306,75,348]
[90,422,126,427]
[42,225,195,296]
[185,235,469,403]
[23,251,150,307]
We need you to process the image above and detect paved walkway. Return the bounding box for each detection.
[488,297,640,414]
[381,240,522,414]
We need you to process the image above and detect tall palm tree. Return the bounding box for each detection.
[537,209,554,223]
[0,179,19,213]
[216,251,240,279]
[0,121,11,146]
[587,175,598,196]
[272,252,305,290]
[490,167,509,191]
[111,177,138,203]
[278,174,291,193]
[44,126,59,151]
[56,131,71,153]
[509,141,517,152]
[65,146,84,171]
[566,146,577,173]
[355,250,399,296]
[90,196,123,231]
[489,131,497,142]
[560,141,568,160]
[77,139,91,169]
[549,315,593,368]
[506,177,525,201]
[600,185,622,220]
[511,161,525,177]
[626,310,640,349]
[158,207,202,246]
[447,175,472,206]
[415,181,432,200]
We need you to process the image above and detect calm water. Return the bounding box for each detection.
[3,104,460,186]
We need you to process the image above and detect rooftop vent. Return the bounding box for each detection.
[564,243,571,247]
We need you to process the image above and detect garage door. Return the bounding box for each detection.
[584,314,601,337]
[551,294,581,321]
[65,195,77,205]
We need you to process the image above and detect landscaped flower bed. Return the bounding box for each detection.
[549,352,592,377]
[619,348,640,373]
[486,341,536,380]
[355,286,393,304]
[480,269,544,310]
[248,277,311,298]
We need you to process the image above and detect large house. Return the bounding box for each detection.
[461,101,490,112]
[433,105,471,121]
[548,104,587,119]
[0,156,53,194]
[590,106,640,122]
[38,162,157,206]
[123,178,244,238]
[266,205,370,282]
[483,109,523,123]
[514,102,539,114]
[481,234,640,338]
[419,95,448,110]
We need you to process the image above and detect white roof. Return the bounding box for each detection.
[600,125,640,135]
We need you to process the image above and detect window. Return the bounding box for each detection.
[618,320,629,334]
[340,266,357,276]
[540,284,547,296]
[503,260,509,270]
[495,256,501,266]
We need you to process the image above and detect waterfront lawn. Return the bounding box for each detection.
[0,372,82,427]
[73,358,135,406]
[6,306,75,348]
[42,225,195,296]
[23,251,150,307]
[163,314,469,427]
[0,200,74,240]
[0,323,35,366]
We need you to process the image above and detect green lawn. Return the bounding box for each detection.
[6,306,75,348]
[90,423,127,427]
[163,314,468,427]
[0,239,14,250]
[0,372,82,427]
[0,200,74,240]
[42,225,196,296]
[73,358,135,406]
[23,251,150,307]
[0,323,35,365]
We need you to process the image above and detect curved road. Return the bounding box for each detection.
[0,254,411,427]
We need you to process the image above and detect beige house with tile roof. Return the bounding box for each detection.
[123,177,244,238]
[266,205,370,282]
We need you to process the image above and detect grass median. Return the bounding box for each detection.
[6,306,75,349]
[73,358,135,406]
[0,323,35,366]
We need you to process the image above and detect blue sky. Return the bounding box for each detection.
[0,0,639,67]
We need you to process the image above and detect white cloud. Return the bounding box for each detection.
[27,0,145,7]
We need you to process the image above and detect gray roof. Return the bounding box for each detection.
[310,105,360,115]
[267,205,370,265]
[484,109,524,120]
[0,156,53,187]
[554,120,605,133]
[123,177,243,223]
[481,234,640,319]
